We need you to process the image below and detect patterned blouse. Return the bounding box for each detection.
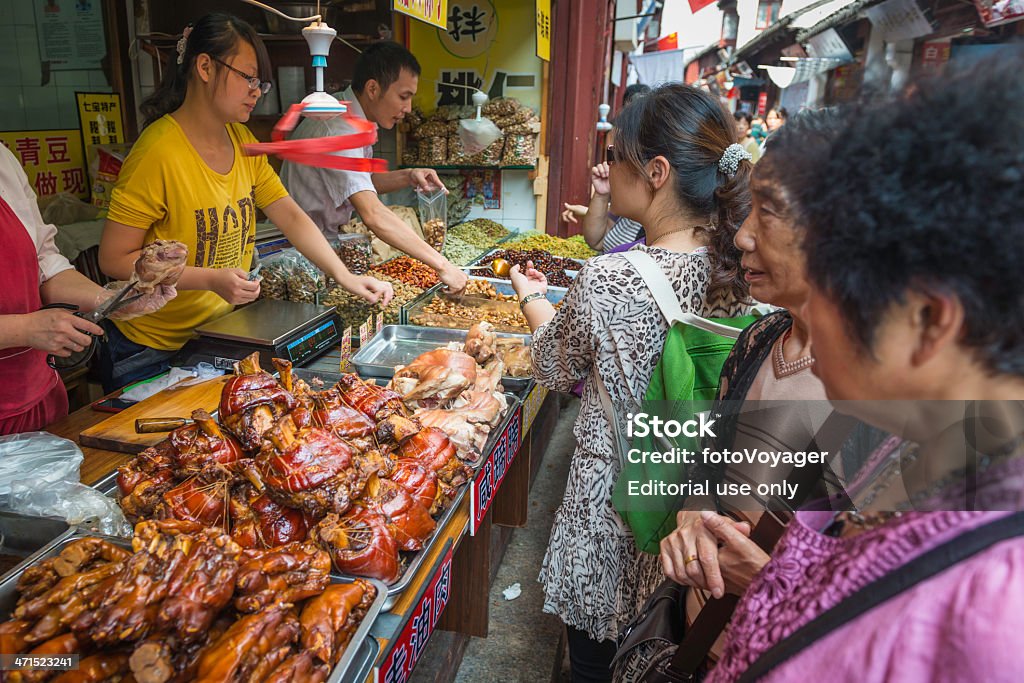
[531,244,749,641]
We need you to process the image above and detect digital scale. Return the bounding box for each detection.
[173,299,343,371]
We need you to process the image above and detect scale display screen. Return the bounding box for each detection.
[286,319,338,363]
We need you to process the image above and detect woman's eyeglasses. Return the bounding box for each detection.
[211,57,272,95]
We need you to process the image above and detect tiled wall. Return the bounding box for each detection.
[0,0,113,132]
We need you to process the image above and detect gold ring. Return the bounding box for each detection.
[684,555,699,565]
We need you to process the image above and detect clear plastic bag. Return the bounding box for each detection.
[458,117,502,155]
[0,432,130,536]
[416,188,448,252]
[329,233,372,275]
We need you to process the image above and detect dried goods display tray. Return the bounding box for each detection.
[352,325,533,392]
[89,394,519,611]
[0,529,387,683]
[400,276,568,328]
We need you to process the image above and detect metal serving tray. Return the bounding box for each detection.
[0,512,70,573]
[0,529,386,683]
[351,325,534,392]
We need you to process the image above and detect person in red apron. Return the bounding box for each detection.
[0,145,171,435]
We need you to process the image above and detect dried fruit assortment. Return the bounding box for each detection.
[449,219,510,248]
[441,237,484,266]
[371,256,440,289]
[402,97,538,167]
[505,231,597,259]
[321,274,423,327]
[479,249,579,288]
[330,234,372,275]
[257,250,325,303]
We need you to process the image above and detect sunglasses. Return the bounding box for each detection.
[211,57,272,95]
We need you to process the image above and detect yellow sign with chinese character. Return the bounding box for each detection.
[394,0,449,29]
[0,130,88,199]
[536,0,551,61]
[76,92,124,172]
[410,0,543,113]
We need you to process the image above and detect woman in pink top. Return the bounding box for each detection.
[703,49,1024,682]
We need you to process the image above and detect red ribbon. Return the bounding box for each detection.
[243,102,389,172]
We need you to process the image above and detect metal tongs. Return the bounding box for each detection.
[46,283,145,370]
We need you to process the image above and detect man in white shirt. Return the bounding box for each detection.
[281,42,467,294]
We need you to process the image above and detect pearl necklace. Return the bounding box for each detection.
[773,328,815,378]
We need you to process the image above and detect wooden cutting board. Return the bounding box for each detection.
[79,376,230,455]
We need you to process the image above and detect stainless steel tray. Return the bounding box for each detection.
[0,529,386,683]
[0,511,70,567]
[351,325,533,392]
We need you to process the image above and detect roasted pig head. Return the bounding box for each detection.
[219,353,297,451]
[256,415,365,518]
[335,374,407,421]
[388,459,444,516]
[360,475,436,551]
[169,410,244,474]
[311,508,400,584]
[230,485,310,550]
[396,428,472,494]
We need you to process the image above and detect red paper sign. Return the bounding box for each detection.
[920,42,951,72]
[470,404,523,534]
[375,543,454,683]
[757,92,768,117]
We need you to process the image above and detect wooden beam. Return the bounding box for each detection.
[546,0,613,238]
[104,0,138,140]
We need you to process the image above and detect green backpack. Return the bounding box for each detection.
[596,251,759,555]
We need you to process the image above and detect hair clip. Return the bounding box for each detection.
[176,25,193,65]
[718,143,752,177]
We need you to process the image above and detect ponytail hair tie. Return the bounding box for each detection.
[718,143,752,177]
[176,25,193,65]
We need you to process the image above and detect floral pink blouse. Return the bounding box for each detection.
[706,508,1024,682]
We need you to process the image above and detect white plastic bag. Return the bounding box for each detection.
[458,117,502,155]
[0,432,130,536]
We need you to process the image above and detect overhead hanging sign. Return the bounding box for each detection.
[394,0,449,30]
[866,0,935,41]
[0,130,88,199]
[972,0,1024,27]
[535,0,552,61]
[34,0,106,71]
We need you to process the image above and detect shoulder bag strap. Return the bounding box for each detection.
[656,514,789,682]
[735,511,1024,683]
[621,251,745,339]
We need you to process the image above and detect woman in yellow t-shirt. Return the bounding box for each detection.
[97,13,392,391]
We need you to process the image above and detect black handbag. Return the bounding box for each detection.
[612,515,788,683]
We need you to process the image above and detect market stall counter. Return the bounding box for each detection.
[41,346,557,682]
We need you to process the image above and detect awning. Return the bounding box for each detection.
[732,0,876,64]
[794,0,890,43]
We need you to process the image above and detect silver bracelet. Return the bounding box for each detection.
[519,292,546,312]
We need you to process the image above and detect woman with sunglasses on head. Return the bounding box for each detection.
[509,84,753,682]
[0,145,173,434]
[97,13,393,392]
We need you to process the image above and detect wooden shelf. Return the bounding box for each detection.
[399,164,537,171]
[136,33,377,46]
